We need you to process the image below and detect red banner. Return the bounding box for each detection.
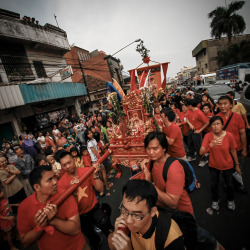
[161,63,169,89]
[128,69,137,92]
[136,64,162,91]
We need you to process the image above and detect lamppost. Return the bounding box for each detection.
[111,39,141,57]
[104,39,141,85]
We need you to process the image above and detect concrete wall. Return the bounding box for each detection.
[0,17,70,51]
[25,46,70,83]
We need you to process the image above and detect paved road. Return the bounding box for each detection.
[100,157,250,250]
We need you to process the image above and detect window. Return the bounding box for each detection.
[205,63,208,68]
[33,61,47,78]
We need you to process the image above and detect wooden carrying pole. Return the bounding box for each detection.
[54,149,112,206]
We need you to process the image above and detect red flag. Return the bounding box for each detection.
[161,63,169,89]
[129,69,137,92]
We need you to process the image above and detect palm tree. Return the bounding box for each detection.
[208,1,246,43]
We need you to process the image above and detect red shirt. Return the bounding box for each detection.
[202,132,237,170]
[82,155,91,167]
[217,111,245,151]
[151,160,193,215]
[179,112,190,136]
[204,112,214,133]
[58,168,97,214]
[154,114,163,127]
[17,193,85,250]
[187,108,209,130]
[0,198,15,231]
[163,123,186,158]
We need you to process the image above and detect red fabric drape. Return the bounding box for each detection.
[161,63,169,89]
[129,69,137,92]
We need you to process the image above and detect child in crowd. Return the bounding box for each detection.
[0,190,18,250]
[202,103,214,135]
[80,147,91,167]
[47,155,61,177]
[70,147,84,168]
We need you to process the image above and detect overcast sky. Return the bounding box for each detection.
[1,0,250,77]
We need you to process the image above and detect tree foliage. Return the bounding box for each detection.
[208,1,246,43]
[217,40,250,67]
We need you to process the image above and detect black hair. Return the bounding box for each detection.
[44,146,53,156]
[122,179,158,209]
[170,102,177,108]
[201,93,209,98]
[201,103,210,110]
[70,146,80,157]
[187,99,198,107]
[84,128,92,141]
[144,131,168,151]
[14,146,22,153]
[218,95,233,105]
[209,116,224,126]
[164,109,176,122]
[29,165,52,190]
[80,146,88,155]
[54,149,72,163]
[226,91,235,98]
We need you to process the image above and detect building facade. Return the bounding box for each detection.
[192,34,250,75]
[0,8,87,140]
[64,46,125,111]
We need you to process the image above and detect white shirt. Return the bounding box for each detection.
[87,139,98,162]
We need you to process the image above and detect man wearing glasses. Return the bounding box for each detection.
[108,179,184,250]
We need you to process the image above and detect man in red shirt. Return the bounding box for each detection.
[186,99,209,167]
[142,131,218,249]
[142,131,193,215]
[56,150,113,250]
[162,109,186,160]
[217,95,247,193]
[17,165,87,250]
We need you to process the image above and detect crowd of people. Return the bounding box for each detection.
[0,85,249,249]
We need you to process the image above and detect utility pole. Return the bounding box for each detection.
[78,59,92,108]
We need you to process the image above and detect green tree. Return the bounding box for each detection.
[208,1,246,43]
[217,40,250,67]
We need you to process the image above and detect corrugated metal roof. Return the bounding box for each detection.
[0,85,25,109]
[19,82,87,104]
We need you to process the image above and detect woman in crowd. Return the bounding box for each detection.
[52,124,60,140]
[21,134,37,159]
[45,131,55,148]
[200,116,240,211]
[37,132,46,150]
[0,156,26,214]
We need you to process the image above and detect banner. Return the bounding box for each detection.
[136,64,162,91]
[128,69,137,92]
[161,63,169,89]
[112,78,126,100]
[106,81,123,100]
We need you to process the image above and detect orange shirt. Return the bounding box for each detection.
[151,160,193,215]
[202,132,237,170]
[163,123,186,158]
[217,111,245,151]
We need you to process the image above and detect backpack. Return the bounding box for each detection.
[155,206,197,250]
[150,156,197,193]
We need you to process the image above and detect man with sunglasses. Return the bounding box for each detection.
[108,179,184,250]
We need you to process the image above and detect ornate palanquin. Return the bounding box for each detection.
[108,92,155,168]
